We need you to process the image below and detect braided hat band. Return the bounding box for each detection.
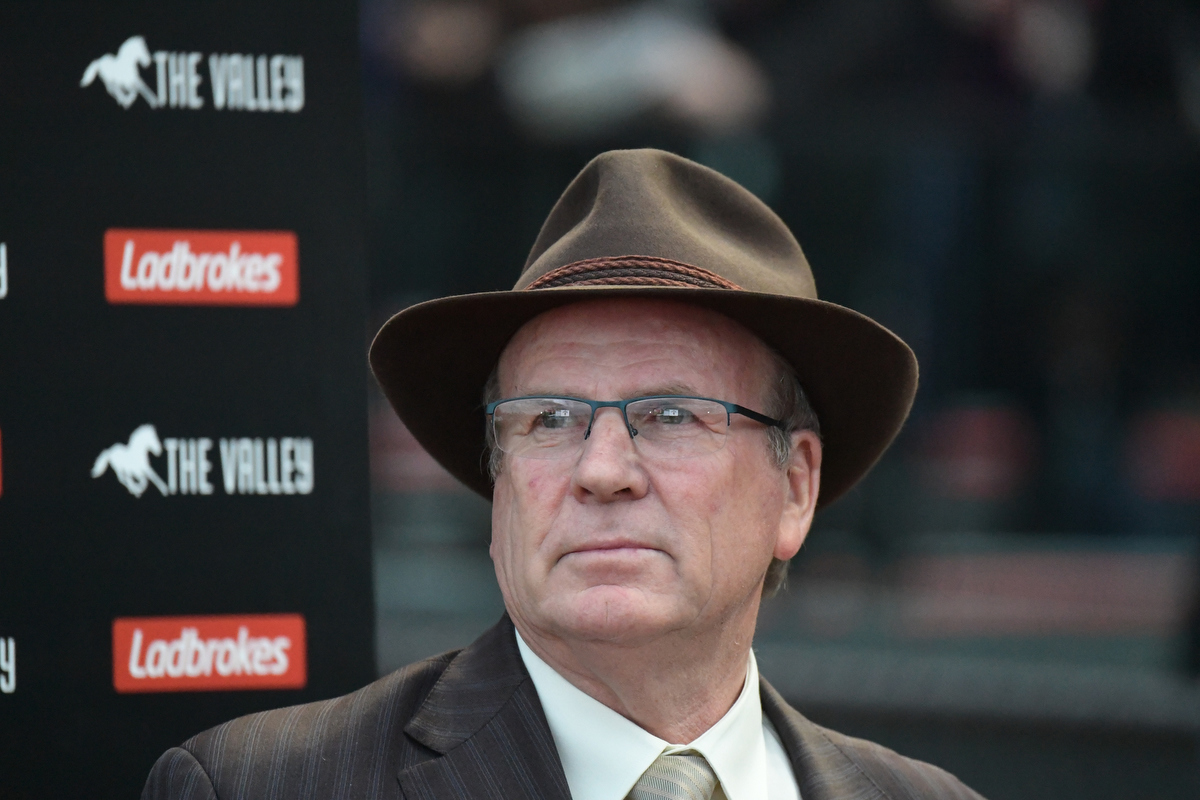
[526,256,743,291]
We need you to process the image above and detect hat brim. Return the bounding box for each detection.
[369,286,917,509]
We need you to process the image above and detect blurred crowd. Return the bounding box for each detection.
[359,0,1200,686]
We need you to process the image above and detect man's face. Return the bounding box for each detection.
[490,298,818,647]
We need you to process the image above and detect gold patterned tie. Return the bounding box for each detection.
[626,752,719,800]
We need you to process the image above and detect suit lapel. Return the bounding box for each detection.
[398,616,572,800]
[760,678,885,800]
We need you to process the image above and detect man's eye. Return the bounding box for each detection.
[653,407,695,424]
[536,409,575,429]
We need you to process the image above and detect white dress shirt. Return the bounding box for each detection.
[516,632,801,800]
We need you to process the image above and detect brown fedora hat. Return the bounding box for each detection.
[370,148,917,508]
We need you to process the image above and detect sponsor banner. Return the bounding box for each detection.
[113,614,306,693]
[92,424,314,498]
[104,229,299,306]
[82,36,304,112]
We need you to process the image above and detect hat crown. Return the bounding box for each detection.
[515,149,817,299]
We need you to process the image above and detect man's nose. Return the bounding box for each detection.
[570,407,649,502]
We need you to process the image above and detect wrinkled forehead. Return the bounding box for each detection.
[496,298,778,398]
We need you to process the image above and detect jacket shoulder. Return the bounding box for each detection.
[760,679,985,800]
[806,723,987,800]
[142,651,457,800]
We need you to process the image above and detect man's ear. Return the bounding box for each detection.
[775,430,821,560]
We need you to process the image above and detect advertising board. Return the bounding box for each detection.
[0,3,373,796]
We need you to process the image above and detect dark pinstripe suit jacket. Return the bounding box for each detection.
[142,616,985,800]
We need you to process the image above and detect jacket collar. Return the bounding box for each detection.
[760,678,887,800]
[399,614,572,800]
[400,615,885,800]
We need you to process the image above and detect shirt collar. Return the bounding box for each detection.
[516,630,768,800]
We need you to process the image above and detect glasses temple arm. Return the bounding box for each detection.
[730,404,786,429]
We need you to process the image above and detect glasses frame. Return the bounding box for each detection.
[485,395,785,454]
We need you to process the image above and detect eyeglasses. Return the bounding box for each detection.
[485,395,784,461]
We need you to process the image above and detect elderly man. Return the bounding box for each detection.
[144,150,984,800]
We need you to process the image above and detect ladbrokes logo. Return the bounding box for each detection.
[92,424,314,498]
[105,229,298,306]
[82,35,304,112]
[113,614,306,693]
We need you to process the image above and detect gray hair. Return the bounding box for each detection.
[481,347,820,598]
[759,349,821,596]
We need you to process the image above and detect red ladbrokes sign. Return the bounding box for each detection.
[113,614,306,693]
[104,229,298,305]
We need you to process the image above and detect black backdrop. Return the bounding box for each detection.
[0,3,374,796]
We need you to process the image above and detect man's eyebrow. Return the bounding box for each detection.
[628,385,698,398]
[514,384,701,399]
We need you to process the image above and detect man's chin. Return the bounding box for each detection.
[542,588,685,646]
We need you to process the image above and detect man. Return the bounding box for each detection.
[143,149,985,799]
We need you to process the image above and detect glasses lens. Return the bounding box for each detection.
[626,397,728,458]
[492,397,592,459]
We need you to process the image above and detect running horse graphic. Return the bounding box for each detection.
[80,36,160,109]
[92,424,169,498]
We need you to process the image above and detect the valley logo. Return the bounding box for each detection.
[93,424,314,498]
[81,35,304,112]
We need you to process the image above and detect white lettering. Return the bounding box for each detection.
[198,438,214,495]
[219,438,238,494]
[214,638,236,676]
[153,51,168,106]
[244,253,262,291]
[127,630,146,680]
[136,252,157,290]
[227,243,245,291]
[183,629,209,677]
[179,438,197,494]
[228,55,246,109]
[262,253,282,292]
[117,240,288,294]
[207,252,228,291]
[284,57,304,112]
[294,438,314,494]
[186,52,204,109]
[237,438,254,494]
[253,438,268,494]
[167,52,187,108]
[209,54,227,110]
[281,437,295,494]
[145,639,168,679]
[165,637,186,678]
[120,240,137,290]
[164,438,179,495]
[113,431,310,498]
[189,253,208,291]
[156,243,176,290]
[0,637,15,693]
[256,56,269,112]
[266,438,282,494]
[272,637,290,675]
[236,627,253,674]
[125,628,292,681]
[243,54,259,111]
[127,45,304,114]
[269,55,286,112]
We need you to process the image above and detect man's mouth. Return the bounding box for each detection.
[561,538,663,558]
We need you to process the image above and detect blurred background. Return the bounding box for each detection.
[359,1,1200,796]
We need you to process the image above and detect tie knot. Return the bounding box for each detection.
[627,752,718,800]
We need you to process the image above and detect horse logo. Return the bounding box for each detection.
[81,36,160,109]
[92,424,169,497]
